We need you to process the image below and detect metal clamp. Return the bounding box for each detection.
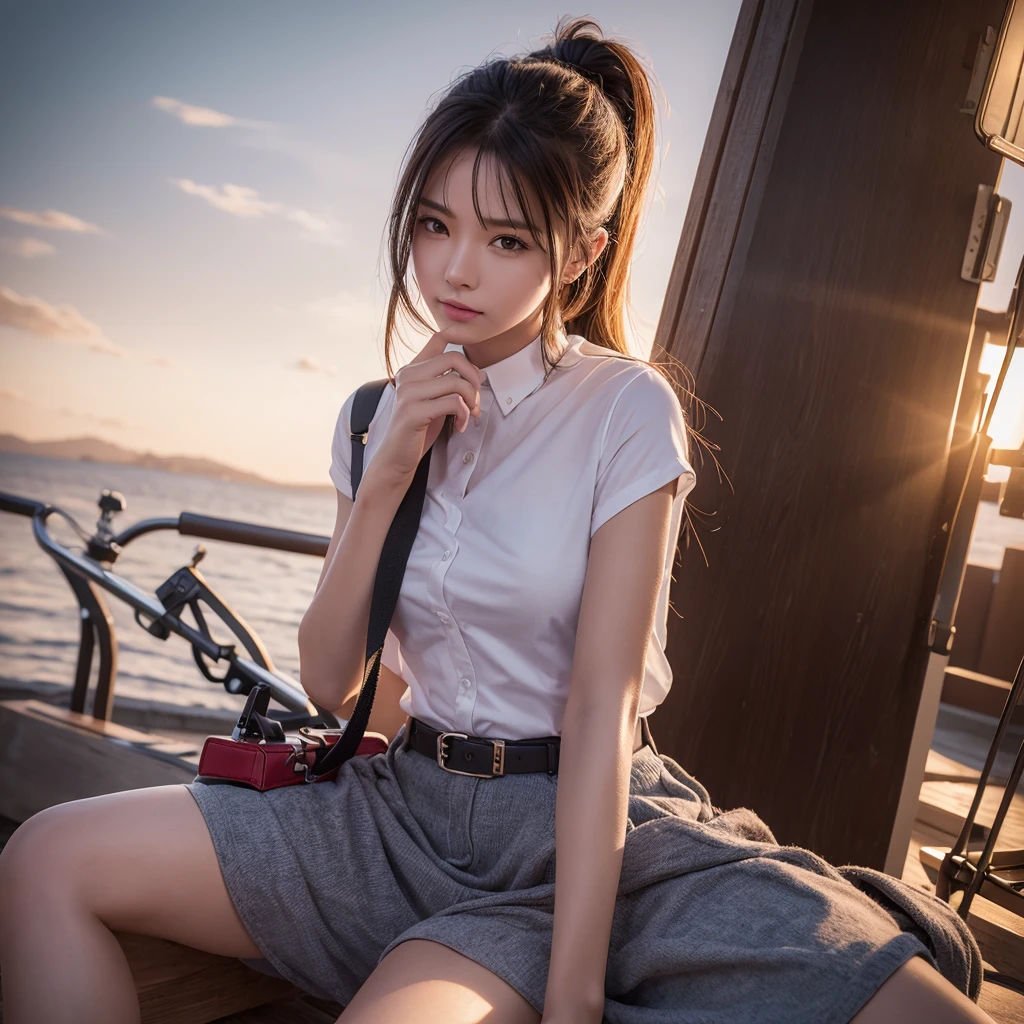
[436,731,505,777]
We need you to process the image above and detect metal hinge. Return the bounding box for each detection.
[961,26,997,115]
[962,184,1010,283]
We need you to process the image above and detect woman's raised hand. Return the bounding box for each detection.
[363,328,483,495]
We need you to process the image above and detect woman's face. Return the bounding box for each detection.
[411,146,563,360]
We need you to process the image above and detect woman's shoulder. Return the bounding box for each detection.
[564,335,683,416]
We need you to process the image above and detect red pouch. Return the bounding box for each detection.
[197,729,389,790]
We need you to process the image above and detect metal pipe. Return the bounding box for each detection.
[177,512,329,557]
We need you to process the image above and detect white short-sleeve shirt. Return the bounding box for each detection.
[328,329,696,740]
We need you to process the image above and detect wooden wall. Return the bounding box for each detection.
[654,0,1007,867]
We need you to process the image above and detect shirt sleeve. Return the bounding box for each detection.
[381,627,404,676]
[591,368,697,538]
[328,386,360,499]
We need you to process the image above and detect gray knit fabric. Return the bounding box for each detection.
[184,728,980,1022]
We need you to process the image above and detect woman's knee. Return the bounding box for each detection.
[339,939,541,1024]
[0,785,262,961]
[0,802,77,913]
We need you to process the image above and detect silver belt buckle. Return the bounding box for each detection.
[436,731,505,777]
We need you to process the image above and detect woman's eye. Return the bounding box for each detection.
[495,235,528,252]
[419,216,446,235]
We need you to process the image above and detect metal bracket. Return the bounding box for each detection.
[961,26,997,115]
[962,184,1011,283]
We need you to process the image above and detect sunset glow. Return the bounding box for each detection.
[0,2,741,486]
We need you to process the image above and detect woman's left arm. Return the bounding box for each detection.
[541,479,678,1024]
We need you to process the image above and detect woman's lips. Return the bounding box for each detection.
[441,301,482,322]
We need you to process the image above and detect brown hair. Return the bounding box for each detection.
[379,14,708,556]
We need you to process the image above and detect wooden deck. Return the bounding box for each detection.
[0,696,1022,1022]
[900,712,1024,1024]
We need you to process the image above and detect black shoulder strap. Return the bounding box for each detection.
[306,378,432,780]
[349,379,389,497]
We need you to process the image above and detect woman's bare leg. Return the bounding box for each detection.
[337,939,540,1024]
[340,946,999,1024]
[850,954,996,1024]
[0,785,262,1024]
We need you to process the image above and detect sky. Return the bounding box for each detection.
[0,1,742,486]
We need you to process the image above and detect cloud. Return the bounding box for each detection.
[0,286,127,357]
[169,178,279,219]
[295,356,338,376]
[284,207,335,239]
[0,236,55,258]
[149,355,174,368]
[0,207,101,233]
[169,177,344,246]
[152,94,351,183]
[0,387,26,402]
[152,95,273,130]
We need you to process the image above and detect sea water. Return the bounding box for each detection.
[0,452,335,716]
[1,451,1022,717]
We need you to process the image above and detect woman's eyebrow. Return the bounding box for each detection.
[418,196,533,232]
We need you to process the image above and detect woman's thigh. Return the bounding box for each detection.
[849,955,994,1024]
[0,784,262,960]
[338,939,540,1024]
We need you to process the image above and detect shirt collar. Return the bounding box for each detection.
[444,329,578,416]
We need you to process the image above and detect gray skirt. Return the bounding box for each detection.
[184,727,981,1023]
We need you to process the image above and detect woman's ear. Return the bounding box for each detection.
[561,227,610,285]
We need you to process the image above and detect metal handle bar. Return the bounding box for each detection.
[112,511,330,557]
[1,491,320,717]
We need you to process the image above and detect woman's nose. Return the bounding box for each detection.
[444,242,478,291]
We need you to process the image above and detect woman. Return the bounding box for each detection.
[0,16,994,1024]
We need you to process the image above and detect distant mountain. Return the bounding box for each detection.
[0,434,333,493]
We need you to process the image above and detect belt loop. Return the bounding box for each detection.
[546,740,559,775]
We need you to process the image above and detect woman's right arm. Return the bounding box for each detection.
[296,330,483,711]
[298,472,408,712]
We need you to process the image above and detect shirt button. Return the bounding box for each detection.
[442,549,451,560]
[463,452,474,464]
[506,397,512,405]
[460,678,471,690]
[437,612,449,624]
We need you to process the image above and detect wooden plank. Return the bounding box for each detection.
[978,976,1024,1024]
[114,932,302,1024]
[918,779,1024,849]
[0,699,198,822]
[653,0,764,362]
[925,748,984,784]
[213,995,341,1023]
[656,0,807,372]
[652,0,1007,869]
[970,898,1024,984]
[0,680,238,736]
[942,666,1024,725]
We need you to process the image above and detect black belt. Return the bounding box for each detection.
[404,717,560,777]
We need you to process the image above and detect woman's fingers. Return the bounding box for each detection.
[398,351,482,423]
[405,330,484,389]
